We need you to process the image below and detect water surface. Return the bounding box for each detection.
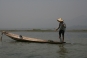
[0,31,87,58]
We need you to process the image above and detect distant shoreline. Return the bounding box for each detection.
[0,29,87,32]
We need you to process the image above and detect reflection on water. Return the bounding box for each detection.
[57,44,68,58]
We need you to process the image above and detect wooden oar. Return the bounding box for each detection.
[0,32,3,41]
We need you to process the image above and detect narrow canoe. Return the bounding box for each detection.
[2,31,65,44]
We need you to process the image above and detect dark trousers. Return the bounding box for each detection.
[59,30,64,38]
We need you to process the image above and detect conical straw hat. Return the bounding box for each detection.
[57,18,63,22]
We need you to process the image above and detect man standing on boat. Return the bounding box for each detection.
[56,18,66,42]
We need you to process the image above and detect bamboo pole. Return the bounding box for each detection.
[0,32,3,41]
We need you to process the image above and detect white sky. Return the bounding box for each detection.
[0,0,87,29]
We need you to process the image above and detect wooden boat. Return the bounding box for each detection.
[2,31,65,44]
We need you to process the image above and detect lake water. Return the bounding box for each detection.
[0,31,87,58]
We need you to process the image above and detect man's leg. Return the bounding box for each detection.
[62,30,64,42]
[59,30,62,42]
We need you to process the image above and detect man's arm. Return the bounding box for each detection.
[56,23,60,31]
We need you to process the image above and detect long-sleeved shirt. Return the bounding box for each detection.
[59,22,66,31]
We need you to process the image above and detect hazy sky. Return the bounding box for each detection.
[0,0,87,29]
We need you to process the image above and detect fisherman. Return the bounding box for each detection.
[56,18,66,42]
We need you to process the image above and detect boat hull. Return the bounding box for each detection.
[2,31,66,44]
